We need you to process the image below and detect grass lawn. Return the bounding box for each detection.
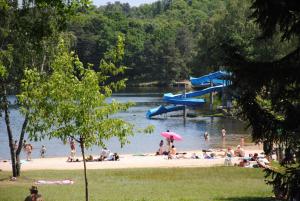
[0,167,276,201]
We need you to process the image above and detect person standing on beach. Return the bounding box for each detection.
[69,138,76,161]
[13,140,18,153]
[221,128,226,137]
[169,135,174,151]
[240,137,245,147]
[40,145,46,158]
[25,143,33,161]
[158,140,164,155]
[23,140,27,152]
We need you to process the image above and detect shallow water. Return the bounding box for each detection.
[0,87,251,160]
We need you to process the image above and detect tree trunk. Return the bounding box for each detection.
[80,137,89,201]
[3,88,17,177]
[16,115,28,176]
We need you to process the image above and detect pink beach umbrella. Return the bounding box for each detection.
[160,131,183,141]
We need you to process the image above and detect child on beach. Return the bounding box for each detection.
[40,145,46,158]
[25,143,33,161]
[13,140,18,152]
[157,140,164,155]
[67,139,76,162]
[240,137,245,147]
[224,147,234,166]
[221,128,226,137]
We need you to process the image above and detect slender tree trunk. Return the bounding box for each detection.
[41,54,46,73]
[3,88,17,177]
[16,114,28,176]
[80,137,89,201]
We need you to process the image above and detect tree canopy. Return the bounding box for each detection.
[223,0,300,200]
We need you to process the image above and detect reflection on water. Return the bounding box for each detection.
[0,87,251,159]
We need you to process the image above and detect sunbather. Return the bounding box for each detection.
[234,145,245,157]
[99,147,110,161]
[107,153,119,161]
[238,159,250,167]
[156,140,164,155]
[85,155,93,161]
[224,147,234,166]
[168,145,176,159]
[203,151,211,159]
[250,153,259,161]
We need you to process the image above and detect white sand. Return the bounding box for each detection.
[0,146,263,171]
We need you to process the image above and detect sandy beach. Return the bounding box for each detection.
[0,146,263,171]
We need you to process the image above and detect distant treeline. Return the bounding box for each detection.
[68,0,295,85]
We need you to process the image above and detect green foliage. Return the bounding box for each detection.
[19,36,135,148]
[251,0,300,40]
[0,44,13,79]
[69,0,296,85]
[223,0,300,200]
[0,0,99,179]
[67,0,225,83]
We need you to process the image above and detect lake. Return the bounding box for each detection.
[0,87,251,160]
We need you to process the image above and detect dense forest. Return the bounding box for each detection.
[68,0,296,85]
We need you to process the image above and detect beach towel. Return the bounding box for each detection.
[35,179,74,185]
[132,154,148,156]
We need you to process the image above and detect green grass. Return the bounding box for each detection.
[0,167,276,201]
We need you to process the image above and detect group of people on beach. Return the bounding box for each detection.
[222,144,270,168]
[203,128,227,141]
[13,140,46,161]
[156,130,175,157]
[154,128,271,169]
[67,139,119,162]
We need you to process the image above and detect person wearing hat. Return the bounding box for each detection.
[24,186,43,201]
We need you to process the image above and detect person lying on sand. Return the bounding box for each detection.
[85,155,94,161]
[106,153,119,161]
[238,159,250,167]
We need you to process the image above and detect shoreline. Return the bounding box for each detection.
[0,145,263,171]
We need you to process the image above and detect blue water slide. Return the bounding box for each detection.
[190,77,224,86]
[146,105,185,118]
[146,85,223,118]
[190,71,229,86]
[162,96,205,106]
[146,71,229,118]
[163,85,224,100]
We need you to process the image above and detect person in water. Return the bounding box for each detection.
[221,128,226,137]
[204,132,209,140]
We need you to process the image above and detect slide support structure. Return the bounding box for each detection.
[209,79,213,111]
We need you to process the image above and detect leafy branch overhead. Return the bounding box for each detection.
[18,35,137,148]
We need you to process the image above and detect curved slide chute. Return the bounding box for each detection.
[146,71,229,118]
[190,71,228,86]
[146,105,185,119]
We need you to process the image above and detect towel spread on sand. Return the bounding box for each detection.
[35,179,74,185]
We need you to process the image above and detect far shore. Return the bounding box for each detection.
[0,145,263,171]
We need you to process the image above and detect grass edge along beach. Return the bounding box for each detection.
[0,167,274,201]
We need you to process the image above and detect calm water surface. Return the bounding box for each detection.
[0,87,251,160]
